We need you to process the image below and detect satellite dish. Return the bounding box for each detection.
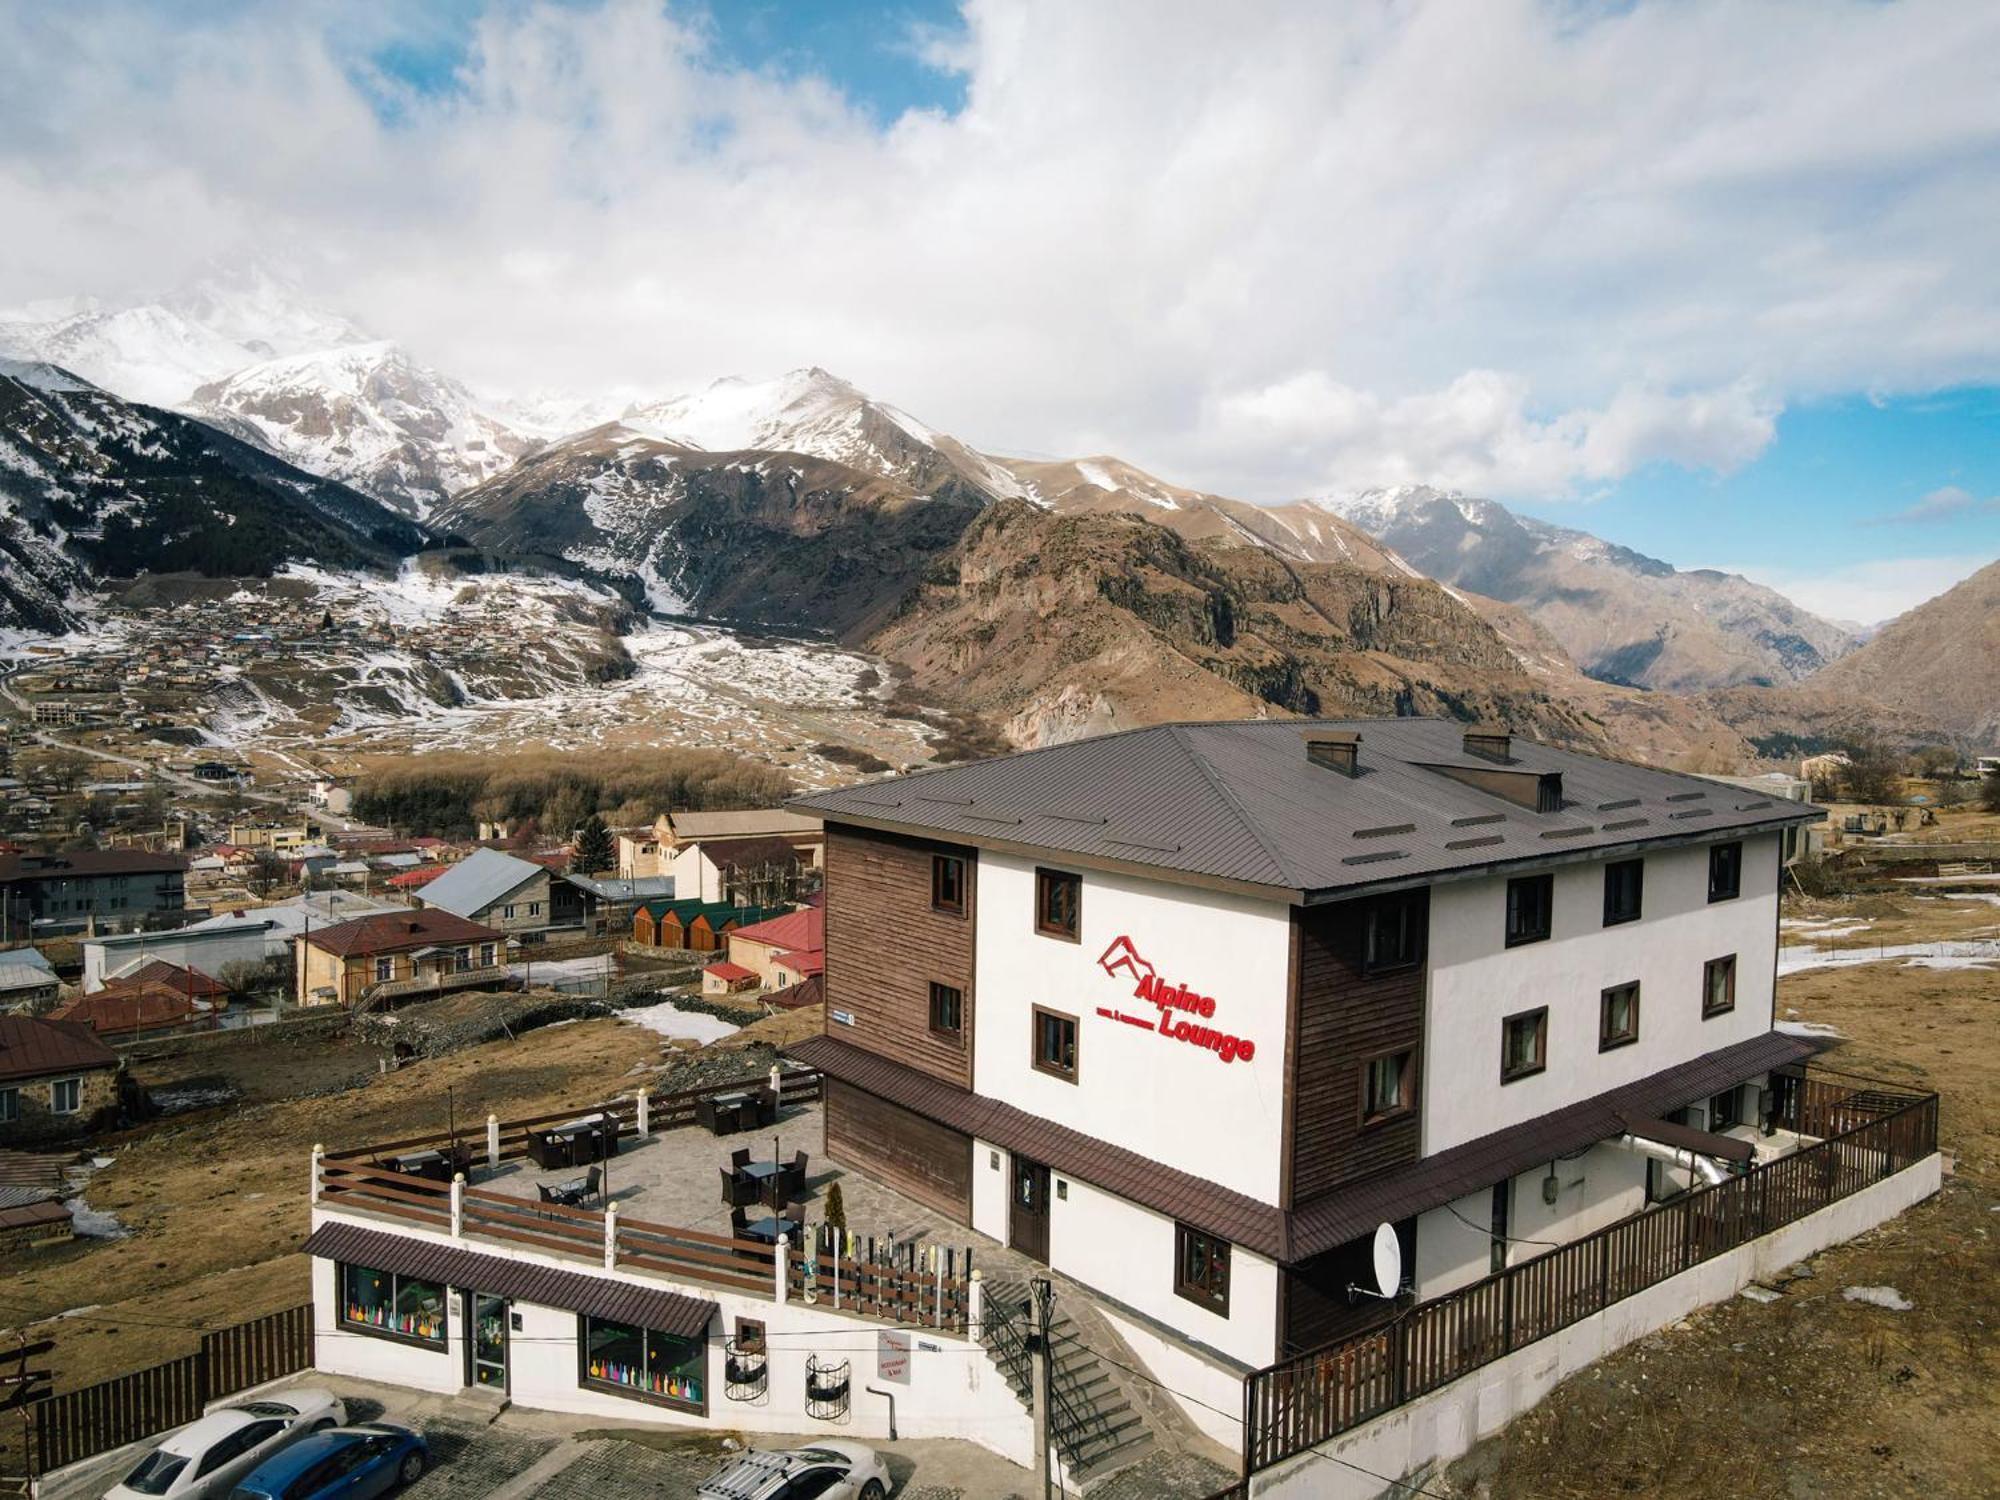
[1369,1222,1402,1300]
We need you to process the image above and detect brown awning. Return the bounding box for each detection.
[303,1220,715,1340]
[1616,1112,1755,1164]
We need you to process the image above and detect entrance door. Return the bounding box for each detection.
[469,1293,510,1392]
[1009,1156,1051,1263]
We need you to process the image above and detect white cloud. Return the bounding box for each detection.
[1727,555,1992,628]
[1867,485,2000,526]
[0,0,1995,502]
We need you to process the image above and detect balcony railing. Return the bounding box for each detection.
[1242,1067,1939,1476]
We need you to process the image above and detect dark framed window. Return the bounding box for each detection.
[931,854,966,915]
[1360,1048,1416,1124]
[1032,1005,1078,1081]
[1489,1181,1510,1274]
[1504,874,1553,947]
[1599,981,1640,1051]
[1707,841,1742,902]
[1035,867,1081,941]
[1703,954,1737,1018]
[1708,1087,1740,1130]
[1362,893,1424,972]
[339,1262,446,1347]
[1173,1223,1231,1313]
[581,1315,707,1412]
[1500,1006,1548,1082]
[928,981,964,1037]
[1603,859,1643,926]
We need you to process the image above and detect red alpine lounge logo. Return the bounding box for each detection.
[1095,936,1256,1065]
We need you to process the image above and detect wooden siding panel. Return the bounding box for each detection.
[1289,892,1427,1204]
[823,826,975,1089]
[824,1079,973,1224]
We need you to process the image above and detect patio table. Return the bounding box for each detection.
[699,1092,759,1136]
[739,1214,801,1247]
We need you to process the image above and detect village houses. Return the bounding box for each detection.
[295,909,508,1008]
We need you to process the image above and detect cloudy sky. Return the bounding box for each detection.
[2,0,1997,622]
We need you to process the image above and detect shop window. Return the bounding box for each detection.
[1035,868,1080,941]
[932,854,966,915]
[1174,1223,1231,1313]
[1361,1049,1415,1124]
[1505,874,1553,947]
[582,1316,705,1411]
[1603,859,1644,925]
[929,982,963,1037]
[1703,955,1737,1018]
[1599,982,1641,1051]
[1708,842,1742,902]
[1032,1006,1078,1081]
[1362,893,1423,972]
[1500,1007,1547,1082]
[339,1263,445,1346]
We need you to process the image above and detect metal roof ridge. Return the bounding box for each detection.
[1168,725,1298,889]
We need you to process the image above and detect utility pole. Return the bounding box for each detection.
[1029,1276,1054,1500]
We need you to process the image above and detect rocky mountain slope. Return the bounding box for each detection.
[189,342,534,516]
[1324,487,1859,692]
[0,361,428,631]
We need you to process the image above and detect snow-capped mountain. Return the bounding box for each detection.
[621,368,1030,502]
[0,360,428,631]
[190,342,535,517]
[1321,486,1860,692]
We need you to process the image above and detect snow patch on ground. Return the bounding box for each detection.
[1776,939,2000,976]
[63,1196,128,1239]
[625,1002,741,1045]
[1842,1285,1913,1311]
[1775,1019,1847,1040]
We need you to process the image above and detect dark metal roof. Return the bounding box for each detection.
[792,719,1822,900]
[302,1220,716,1339]
[1617,1112,1756,1164]
[305,908,506,959]
[791,1029,1816,1265]
[0,1015,120,1082]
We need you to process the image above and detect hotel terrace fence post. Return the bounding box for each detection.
[1237,1071,1940,1480]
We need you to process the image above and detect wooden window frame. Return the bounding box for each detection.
[1598,981,1641,1051]
[1034,867,1081,943]
[1358,1046,1417,1127]
[1702,954,1737,1018]
[928,980,964,1040]
[1031,1005,1079,1083]
[1173,1222,1231,1314]
[1707,841,1743,903]
[931,853,967,917]
[1362,893,1424,974]
[1500,1006,1548,1083]
[1504,874,1554,948]
[1602,858,1644,926]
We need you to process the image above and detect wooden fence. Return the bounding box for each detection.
[1242,1078,1939,1476]
[789,1238,974,1332]
[30,1304,313,1475]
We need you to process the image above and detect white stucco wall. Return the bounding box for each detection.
[83,922,271,991]
[1102,1305,1250,1455]
[1414,1146,1650,1299]
[971,853,1293,1203]
[1423,834,1780,1155]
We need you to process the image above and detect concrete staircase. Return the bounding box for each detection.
[981,1273,1158,1486]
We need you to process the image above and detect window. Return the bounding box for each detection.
[1363,893,1423,972]
[0,1088,15,1123]
[528,901,542,917]
[931,854,966,915]
[1500,1007,1547,1082]
[581,1315,706,1411]
[1032,1006,1078,1081]
[1035,867,1080,941]
[339,1263,446,1345]
[1603,859,1643,926]
[479,943,495,967]
[454,947,471,973]
[1708,841,1742,902]
[1174,1223,1231,1313]
[928,982,963,1037]
[1504,874,1553,947]
[1599,982,1641,1051]
[1489,1182,1510,1274]
[778,1472,847,1500]
[734,1317,765,1353]
[373,956,392,983]
[502,904,516,919]
[1709,1086,1740,1130]
[49,1077,80,1114]
[193,1420,282,1478]
[1703,955,1737,1018]
[1361,1049,1415,1124]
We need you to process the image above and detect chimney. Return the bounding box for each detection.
[1306,730,1362,777]
[1463,726,1512,763]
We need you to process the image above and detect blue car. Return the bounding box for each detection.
[226,1424,428,1500]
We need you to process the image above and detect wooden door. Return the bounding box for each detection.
[1010,1156,1051,1263]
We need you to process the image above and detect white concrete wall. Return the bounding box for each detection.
[1424,835,1780,1155]
[83,923,270,991]
[1414,1146,1650,1299]
[971,852,1293,1203]
[1102,1306,1250,1455]
[307,1209,1032,1467]
[1249,1153,1941,1499]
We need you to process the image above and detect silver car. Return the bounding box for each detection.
[105,1389,348,1500]
[696,1440,893,1500]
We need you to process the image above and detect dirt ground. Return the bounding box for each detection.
[1443,890,2000,1500]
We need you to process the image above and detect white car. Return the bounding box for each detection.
[695,1440,892,1500]
[106,1389,348,1500]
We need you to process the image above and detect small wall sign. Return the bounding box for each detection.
[831,1009,856,1026]
[877,1330,911,1384]
[1094,936,1256,1063]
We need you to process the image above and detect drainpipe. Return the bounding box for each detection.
[1612,1133,1731,1187]
[865,1385,898,1441]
